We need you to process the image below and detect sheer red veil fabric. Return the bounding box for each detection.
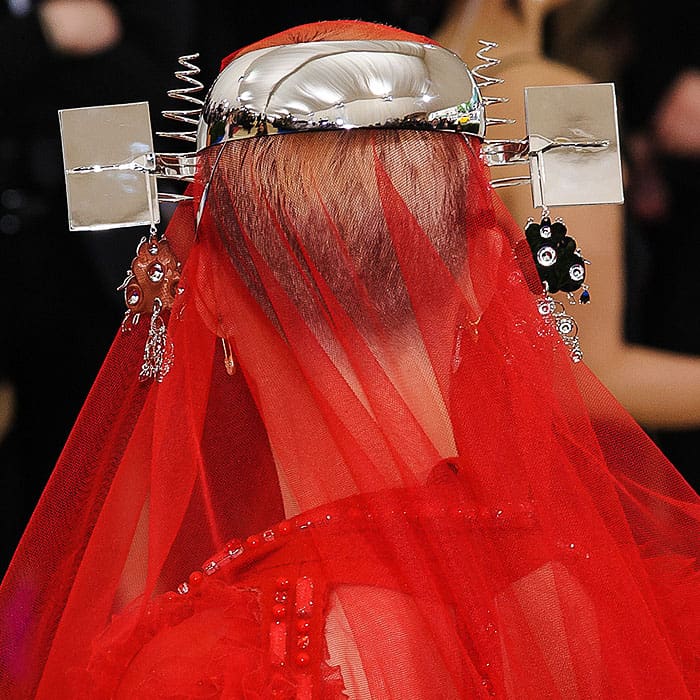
[1,20,699,699]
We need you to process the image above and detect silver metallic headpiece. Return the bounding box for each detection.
[58,40,623,231]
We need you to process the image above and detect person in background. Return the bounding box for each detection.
[435,0,700,490]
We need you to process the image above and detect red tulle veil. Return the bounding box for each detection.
[1,20,698,700]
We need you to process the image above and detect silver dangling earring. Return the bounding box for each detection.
[140,297,174,381]
[537,287,584,363]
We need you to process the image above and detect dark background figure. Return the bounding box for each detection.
[617,1,700,490]
[0,0,450,573]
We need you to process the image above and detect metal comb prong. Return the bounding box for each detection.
[155,130,198,143]
[485,117,516,128]
[158,192,194,203]
[483,96,509,106]
[161,109,201,126]
[490,176,531,189]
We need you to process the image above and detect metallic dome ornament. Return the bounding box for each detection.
[197,40,486,148]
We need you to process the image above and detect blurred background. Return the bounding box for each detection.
[1,0,698,572]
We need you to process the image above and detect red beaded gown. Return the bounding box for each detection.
[1,21,699,700]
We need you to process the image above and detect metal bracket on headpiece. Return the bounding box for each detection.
[59,54,204,231]
[484,83,624,207]
[59,102,197,230]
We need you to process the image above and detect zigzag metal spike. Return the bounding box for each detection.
[166,53,205,106]
[157,53,204,143]
[473,40,504,89]
[474,40,514,135]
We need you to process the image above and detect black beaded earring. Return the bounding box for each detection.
[524,210,590,304]
[524,209,590,362]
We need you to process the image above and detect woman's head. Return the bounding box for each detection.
[196,21,499,335]
[201,130,484,328]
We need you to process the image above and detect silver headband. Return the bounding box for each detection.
[58,40,623,230]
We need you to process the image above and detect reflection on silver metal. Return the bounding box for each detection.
[155,153,197,181]
[157,54,204,144]
[482,139,529,166]
[524,83,624,207]
[59,102,160,231]
[196,40,485,150]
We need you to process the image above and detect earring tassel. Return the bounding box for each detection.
[140,298,174,382]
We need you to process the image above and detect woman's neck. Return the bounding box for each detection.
[435,0,546,68]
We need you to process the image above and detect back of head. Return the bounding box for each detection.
[197,20,498,334]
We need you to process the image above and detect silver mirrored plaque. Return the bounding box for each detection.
[525,84,624,208]
[59,102,159,230]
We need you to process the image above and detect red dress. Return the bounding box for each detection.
[0,25,698,697]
